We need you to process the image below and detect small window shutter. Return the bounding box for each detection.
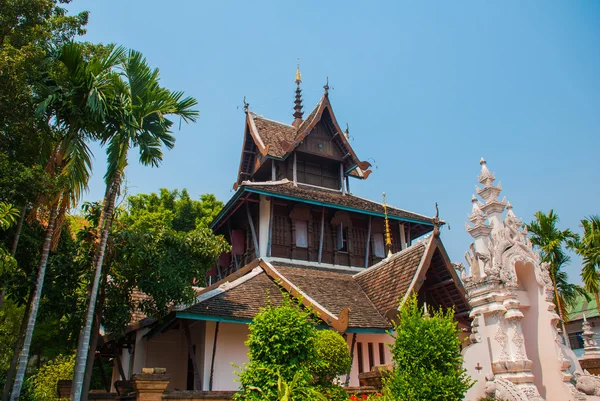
[373,233,385,258]
[295,221,308,247]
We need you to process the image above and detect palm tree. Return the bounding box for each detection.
[71,49,198,401]
[571,215,600,313]
[8,43,125,401]
[526,210,586,323]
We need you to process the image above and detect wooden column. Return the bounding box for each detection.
[345,333,358,386]
[399,223,407,250]
[182,320,201,391]
[365,216,372,268]
[407,225,411,247]
[209,322,220,391]
[340,164,346,194]
[318,207,325,263]
[245,201,260,256]
[293,152,297,186]
[227,221,239,271]
[267,200,274,257]
[346,176,350,194]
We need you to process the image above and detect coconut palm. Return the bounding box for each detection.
[71,49,198,401]
[570,215,600,313]
[8,42,125,401]
[526,210,586,323]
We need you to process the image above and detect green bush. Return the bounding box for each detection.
[29,354,75,401]
[384,295,474,401]
[235,295,348,401]
[311,329,351,384]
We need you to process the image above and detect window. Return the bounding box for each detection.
[367,342,374,371]
[337,223,348,252]
[373,233,385,258]
[378,343,386,364]
[295,220,308,248]
[356,342,364,374]
[569,332,584,349]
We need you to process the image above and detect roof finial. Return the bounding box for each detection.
[433,202,441,237]
[243,96,249,113]
[383,192,393,257]
[344,123,349,139]
[324,76,329,96]
[293,59,304,127]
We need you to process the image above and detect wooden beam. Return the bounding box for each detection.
[345,333,357,386]
[246,201,260,256]
[227,220,239,271]
[271,160,276,181]
[428,278,454,290]
[183,320,202,391]
[365,215,372,268]
[267,199,273,257]
[293,152,297,186]
[318,207,325,263]
[400,224,407,250]
[340,163,346,194]
[115,353,126,381]
[209,322,220,391]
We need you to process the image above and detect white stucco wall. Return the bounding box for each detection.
[346,333,394,387]
[203,322,250,391]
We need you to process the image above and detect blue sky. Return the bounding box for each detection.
[67,1,600,284]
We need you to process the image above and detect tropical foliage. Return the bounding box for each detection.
[28,354,75,401]
[526,210,588,321]
[235,295,351,401]
[384,295,474,401]
[570,215,600,312]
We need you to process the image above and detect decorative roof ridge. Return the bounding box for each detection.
[398,235,438,308]
[266,257,363,273]
[353,237,430,278]
[349,193,438,222]
[240,179,291,186]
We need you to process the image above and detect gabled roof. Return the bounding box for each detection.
[238,92,372,183]
[173,236,469,332]
[212,180,436,235]
[177,259,390,331]
[354,236,470,320]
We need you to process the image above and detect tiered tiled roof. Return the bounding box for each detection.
[183,262,390,330]
[244,181,435,225]
[354,241,428,317]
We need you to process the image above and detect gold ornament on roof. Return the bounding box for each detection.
[295,59,302,83]
[383,192,393,257]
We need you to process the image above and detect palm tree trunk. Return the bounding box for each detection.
[9,201,59,401]
[2,292,33,401]
[551,275,569,345]
[72,175,120,401]
[81,308,101,401]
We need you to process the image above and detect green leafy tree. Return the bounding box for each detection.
[28,354,75,401]
[526,210,587,321]
[10,41,122,401]
[385,295,474,401]
[71,49,199,401]
[570,216,600,312]
[235,296,349,401]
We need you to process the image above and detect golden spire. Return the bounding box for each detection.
[295,59,302,84]
[383,192,393,257]
[293,59,304,127]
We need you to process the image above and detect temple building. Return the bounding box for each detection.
[107,69,470,392]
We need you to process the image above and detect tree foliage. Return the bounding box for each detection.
[385,295,474,401]
[235,295,350,401]
[28,354,75,401]
[526,210,588,321]
[570,216,600,306]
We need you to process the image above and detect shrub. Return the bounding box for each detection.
[29,354,75,401]
[311,329,351,383]
[384,295,474,401]
[235,296,320,400]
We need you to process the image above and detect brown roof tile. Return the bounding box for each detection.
[244,182,435,225]
[353,240,429,316]
[183,263,391,330]
[251,114,296,159]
